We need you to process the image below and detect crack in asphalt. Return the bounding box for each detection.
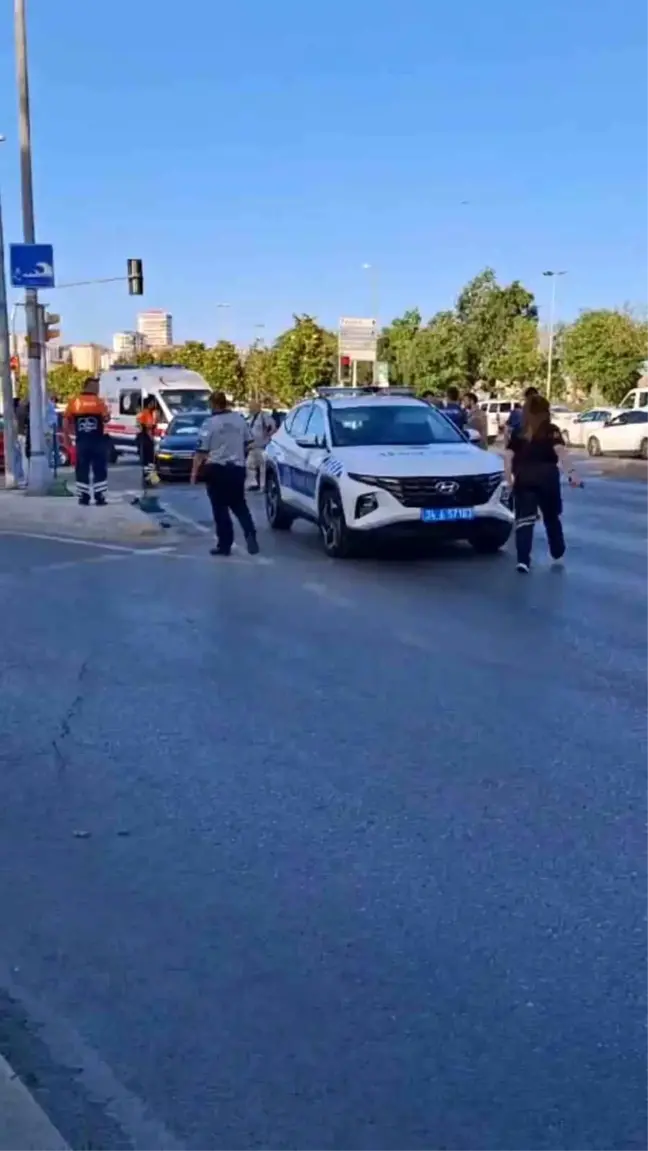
[52,658,91,772]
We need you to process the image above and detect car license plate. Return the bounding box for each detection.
[421,507,475,523]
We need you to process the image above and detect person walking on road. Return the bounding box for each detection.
[246,400,275,491]
[137,395,159,488]
[505,386,538,443]
[191,391,259,556]
[462,392,488,448]
[63,377,110,506]
[504,393,569,574]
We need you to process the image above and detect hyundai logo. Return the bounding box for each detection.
[433,480,459,494]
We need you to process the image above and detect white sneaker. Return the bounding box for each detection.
[551,557,565,569]
[516,562,530,574]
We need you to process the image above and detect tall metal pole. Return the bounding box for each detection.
[543,270,566,403]
[15,0,48,491]
[362,263,379,385]
[0,138,18,487]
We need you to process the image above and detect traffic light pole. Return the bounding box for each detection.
[15,0,48,493]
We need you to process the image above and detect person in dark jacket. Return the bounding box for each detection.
[444,385,467,430]
[505,386,538,440]
[504,393,569,573]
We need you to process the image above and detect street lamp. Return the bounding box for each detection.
[15,0,49,491]
[215,302,231,343]
[542,270,567,401]
[362,263,379,385]
[0,134,18,487]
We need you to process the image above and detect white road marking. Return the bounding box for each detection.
[0,1051,69,1150]
[156,503,211,534]
[0,531,175,555]
[302,580,353,607]
[0,967,184,1151]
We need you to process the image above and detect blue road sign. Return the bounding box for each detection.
[9,243,55,289]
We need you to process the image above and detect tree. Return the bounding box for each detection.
[202,341,244,400]
[561,309,648,403]
[244,343,275,403]
[379,308,421,386]
[46,363,89,401]
[410,311,468,394]
[482,316,542,387]
[270,315,336,400]
[456,268,538,385]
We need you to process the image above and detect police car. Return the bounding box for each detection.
[264,388,514,558]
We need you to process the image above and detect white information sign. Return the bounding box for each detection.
[338,316,377,362]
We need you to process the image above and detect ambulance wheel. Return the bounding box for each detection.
[265,469,294,530]
[587,436,601,457]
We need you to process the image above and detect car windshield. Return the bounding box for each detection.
[163,390,211,413]
[167,413,209,435]
[329,404,464,448]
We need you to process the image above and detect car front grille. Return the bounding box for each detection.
[371,472,502,508]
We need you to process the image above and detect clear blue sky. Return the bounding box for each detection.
[0,0,645,347]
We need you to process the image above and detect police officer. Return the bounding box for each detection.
[64,377,110,506]
[444,385,468,430]
[190,390,259,556]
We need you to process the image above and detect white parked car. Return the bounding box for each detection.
[556,407,618,448]
[264,388,514,558]
[586,410,648,459]
[478,398,515,441]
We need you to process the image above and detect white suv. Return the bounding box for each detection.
[264,389,513,558]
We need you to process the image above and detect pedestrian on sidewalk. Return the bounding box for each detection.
[246,399,275,491]
[504,393,569,573]
[136,395,159,487]
[63,377,111,506]
[190,390,259,556]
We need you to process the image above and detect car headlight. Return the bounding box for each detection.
[156,452,173,460]
[348,472,379,485]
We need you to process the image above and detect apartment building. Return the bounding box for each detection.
[137,309,173,349]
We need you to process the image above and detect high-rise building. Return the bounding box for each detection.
[137,310,173,349]
[113,330,147,358]
[67,344,106,374]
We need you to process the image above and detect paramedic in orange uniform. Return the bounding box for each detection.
[64,378,110,506]
[137,396,158,487]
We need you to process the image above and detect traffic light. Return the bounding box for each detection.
[127,258,144,296]
[44,312,60,342]
[341,355,351,368]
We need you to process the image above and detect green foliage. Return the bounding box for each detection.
[456,268,538,385]
[378,308,421,386]
[561,309,648,403]
[482,315,542,387]
[270,314,336,400]
[409,311,468,394]
[47,363,89,401]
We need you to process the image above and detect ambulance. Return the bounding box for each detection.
[98,365,212,458]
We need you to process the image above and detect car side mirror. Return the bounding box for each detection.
[465,427,481,444]
[603,418,613,427]
[296,434,320,449]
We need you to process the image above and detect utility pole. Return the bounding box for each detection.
[15,0,49,492]
[0,136,17,487]
[362,263,379,385]
[542,270,567,402]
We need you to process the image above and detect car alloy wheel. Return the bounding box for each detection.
[265,469,293,530]
[319,488,354,557]
[640,438,648,460]
[587,436,601,457]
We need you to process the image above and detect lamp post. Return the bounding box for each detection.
[0,134,17,487]
[362,263,379,385]
[15,0,49,491]
[542,270,567,401]
[215,302,231,343]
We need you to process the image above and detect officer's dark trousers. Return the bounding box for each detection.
[76,439,108,504]
[513,470,565,566]
[138,432,156,485]
[204,463,256,553]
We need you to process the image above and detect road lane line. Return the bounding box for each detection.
[0,531,153,553]
[0,1052,70,1150]
[156,502,211,533]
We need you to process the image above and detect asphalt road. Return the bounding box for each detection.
[0,469,646,1150]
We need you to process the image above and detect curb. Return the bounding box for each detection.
[0,1052,69,1150]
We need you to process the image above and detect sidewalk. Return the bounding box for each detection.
[0,1054,69,1150]
[0,487,164,542]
